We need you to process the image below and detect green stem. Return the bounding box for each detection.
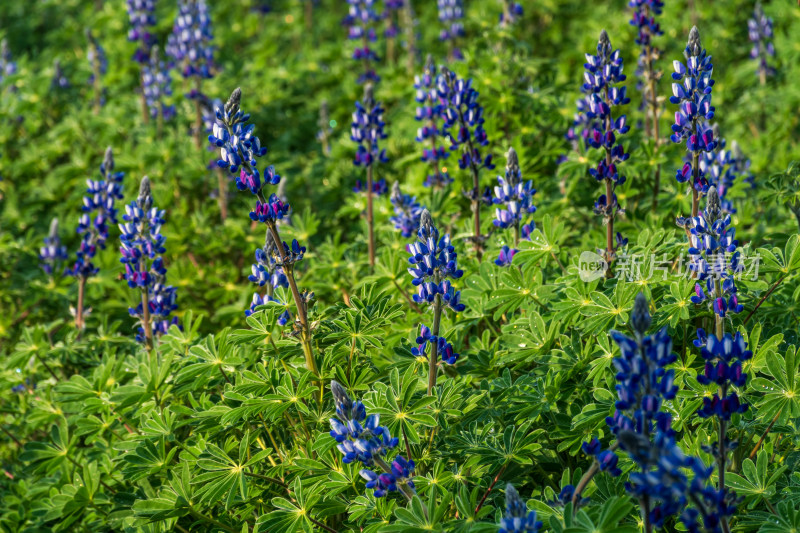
[428,294,443,395]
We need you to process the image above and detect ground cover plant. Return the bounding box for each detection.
[2,0,800,531]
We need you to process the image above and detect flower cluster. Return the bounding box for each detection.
[748,2,775,81]
[686,187,743,319]
[439,68,493,175]
[166,0,215,80]
[142,46,176,121]
[583,294,718,528]
[407,210,464,307]
[411,324,460,365]
[698,127,750,214]
[499,1,523,27]
[329,381,415,499]
[351,84,388,170]
[390,181,423,238]
[384,0,403,40]
[695,331,751,420]
[563,95,602,159]
[499,484,541,533]
[343,0,382,84]
[67,147,124,278]
[437,0,464,60]
[40,218,68,277]
[209,88,274,195]
[582,30,630,241]
[493,147,536,252]
[414,56,451,188]
[670,26,716,198]
[629,0,663,132]
[119,177,180,343]
[126,0,156,64]
[246,233,293,325]
[1,39,17,86]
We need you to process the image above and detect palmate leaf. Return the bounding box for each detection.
[121,438,178,482]
[367,367,436,444]
[19,417,76,475]
[257,477,323,533]
[500,311,559,365]
[725,450,786,509]
[382,490,452,532]
[485,265,547,320]
[513,214,567,268]
[562,496,637,533]
[175,328,244,390]
[577,282,639,334]
[749,345,800,425]
[757,234,800,275]
[758,502,800,532]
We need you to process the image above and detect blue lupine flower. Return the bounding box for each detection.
[629,1,663,131]
[51,59,70,90]
[142,46,176,121]
[126,0,156,64]
[499,484,541,533]
[343,0,382,84]
[495,245,517,267]
[353,178,389,196]
[209,88,273,195]
[248,233,289,290]
[119,177,180,343]
[696,332,752,420]
[670,26,716,200]
[437,0,464,60]
[0,39,17,86]
[67,147,124,279]
[166,0,215,80]
[414,56,451,188]
[583,30,630,256]
[390,182,424,238]
[686,187,743,319]
[411,324,460,365]
[246,293,291,325]
[330,381,415,499]
[407,209,464,303]
[351,84,388,169]
[499,1,523,27]
[383,0,403,39]
[748,2,775,82]
[493,147,536,240]
[40,218,68,277]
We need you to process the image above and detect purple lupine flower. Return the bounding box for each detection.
[126,0,156,64]
[353,178,388,196]
[494,245,517,267]
[119,177,180,344]
[498,0,523,28]
[670,26,716,218]
[414,56,451,188]
[390,182,423,238]
[0,39,17,86]
[686,187,743,319]
[383,0,403,39]
[698,125,743,214]
[407,209,464,303]
[437,0,464,61]
[40,218,68,277]
[67,147,124,279]
[142,46,176,122]
[330,381,415,499]
[492,147,536,252]
[583,30,630,262]
[498,484,541,533]
[582,294,719,528]
[351,84,388,171]
[51,59,70,90]
[166,0,215,80]
[343,0,382,84]
[629,0,663,141]
[411,324,460,365]
[748,2,775,83]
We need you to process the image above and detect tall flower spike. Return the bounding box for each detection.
[390,182,424,238]
[439,67,495,257]
[414,55,451,188]
[437,0,464,61]
[166,0,215,80]
[328,381,416,500]
[583,30,630,268]
[492,146,536,259]
[344,0,382,84]
[119,176,180,345]
[748,3,775,84]
[40,218,68,277]
[499,484,541,533]
[670,26,716,219]
[142,45,176,122]
[126,0,156,64]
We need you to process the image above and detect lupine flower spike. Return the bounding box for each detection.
[437,0,464,61]
[748,2,775,86]
[499,484,541,533]
[167,0,215,147]
[86,30,108,113]
[583,30,630,272]
[670,26,716,220]
[329,381,417,501]
[629,0,664,210]
[414,55,451,189]
[119,177,180,346]
[67,147,124,330]
[492,147,536,264]
[127,0,156,122]
[344,0,382,84]
[209,88,319,379]
[499,0,523,28]
[439,67,495,258]
[581,294,720,531]
[142,45,176,132]
[383,0,403,65]
[390,182,423,238]
[40,218,68,277]
[351,83,388,268]
[408,209,464,394]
